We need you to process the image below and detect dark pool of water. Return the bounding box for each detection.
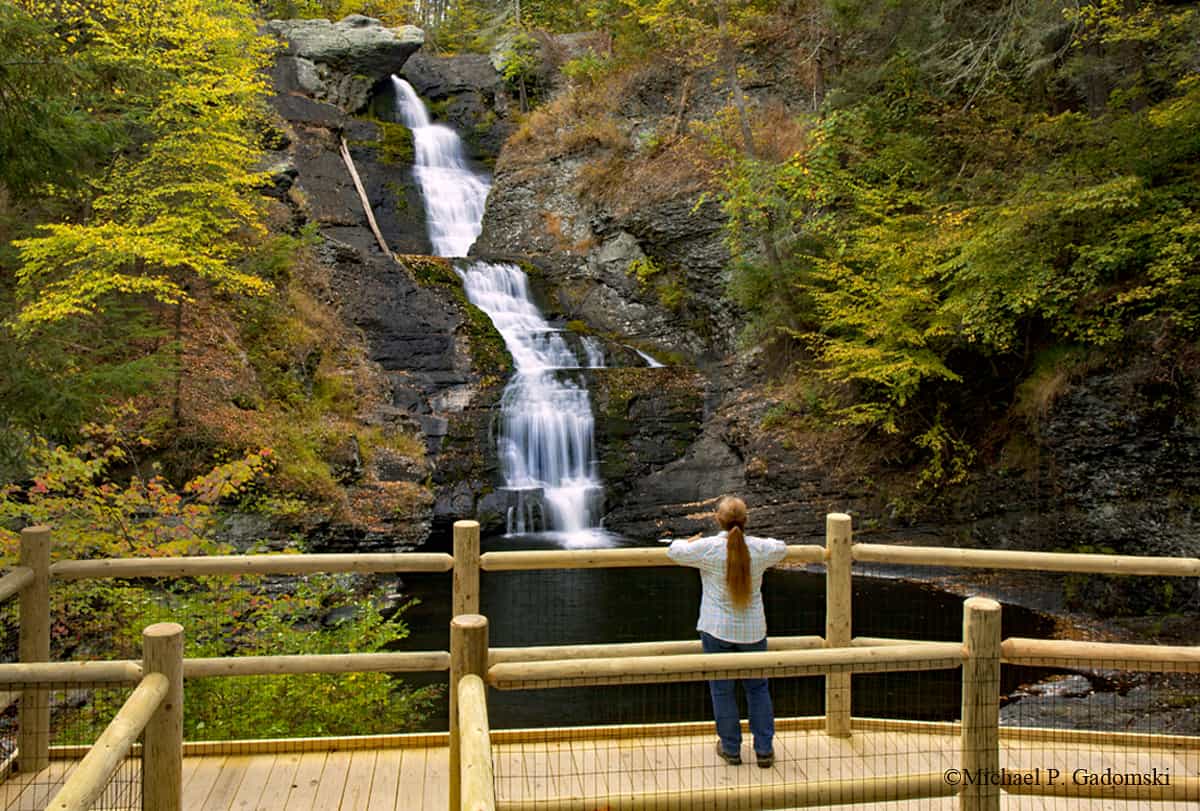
[391,530,1056,731]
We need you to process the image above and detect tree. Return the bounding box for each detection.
[11,0,274,329]
[0,424,439,740]
[0,4,120,199]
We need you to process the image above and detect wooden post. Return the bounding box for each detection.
[18,525,51,774]
[453,520,481,617]
[142,623,183,811]
[824,513,852,738]
[961,597,1001,811]
[450,614,488,811]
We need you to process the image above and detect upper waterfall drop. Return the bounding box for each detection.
[391,76,609,543]
[391,77,490,258]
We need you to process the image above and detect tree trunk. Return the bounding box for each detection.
[715,1,780,268]
[715,0,757,158]
[669,73,694,140]
[172,296,183,424]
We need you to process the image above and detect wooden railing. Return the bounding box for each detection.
[448,514,1200,811]
[4,515,1200,810]
[0,623,183,811]
[0,524,455,810]
[457,674,494,811]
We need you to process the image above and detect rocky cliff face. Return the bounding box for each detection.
[265,19,514,543]
[264,20,1200,622]
[468,42,1200,624]
[962,355,1200,614]
[267,15,424,112]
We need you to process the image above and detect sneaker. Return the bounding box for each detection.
[756,751,775,769]
[715,744,741,766]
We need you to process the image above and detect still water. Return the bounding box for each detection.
[392,530,1055,731]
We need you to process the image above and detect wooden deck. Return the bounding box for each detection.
[2,725,1197,810]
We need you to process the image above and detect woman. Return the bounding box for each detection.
[666,496,787,768]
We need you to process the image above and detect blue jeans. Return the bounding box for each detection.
[700,632,775,756]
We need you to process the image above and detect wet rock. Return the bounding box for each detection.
[1001,672,1200,735]
[389,52,517,160]
[1012,673,1094,699]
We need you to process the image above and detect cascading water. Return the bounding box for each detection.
[391,77,489,257]
[392,76,607,541]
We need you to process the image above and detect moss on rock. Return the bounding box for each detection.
[398,254,513,381]
[377,121,415,165]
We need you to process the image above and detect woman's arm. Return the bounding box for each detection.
[667,534,712,564]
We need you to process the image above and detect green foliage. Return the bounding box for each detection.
[627,256,663,285]
[430,0,496,53]
[0,4,122,198]
[720,1,1200,487]
[498,29,541,89]
[0,299,173,448]
[560,51,613,88]
[522,0,595,31]
[627,255,687,312]
[9,0,274,329]
[0,424,437,739]
[182,582,439,739]
[258,0,415,25]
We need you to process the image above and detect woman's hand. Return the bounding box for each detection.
[686,532,704,542]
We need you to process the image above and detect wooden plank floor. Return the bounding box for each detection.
[494,727,1200,810]
[3,729,1197,810]
[0,746,447,811]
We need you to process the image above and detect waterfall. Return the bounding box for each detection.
[392,77,607,541]
[629,347,664,368]
[391,77,490,258]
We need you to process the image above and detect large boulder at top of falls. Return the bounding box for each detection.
[266,15,423,76]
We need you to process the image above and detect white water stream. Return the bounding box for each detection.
[392,77,607,541]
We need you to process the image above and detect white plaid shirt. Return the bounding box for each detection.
[667,532,788,643]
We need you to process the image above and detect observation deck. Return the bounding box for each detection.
[0,517,1197,810]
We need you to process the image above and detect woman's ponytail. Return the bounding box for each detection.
[717,496,751,608]
[725,525,751,608]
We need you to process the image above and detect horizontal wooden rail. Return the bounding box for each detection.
[1002,638,1200,672]
[488,634,826,664]
[488,643,965,690]
[853,543,1200,576]
[0,651,451,686]
[0,660,143,685]
[458,674,495,811]
[50,552,454,580]
[45,673,168,811]
[0,566,33,603]
[494,772,955,811]
[1002,771,1200,800]
[183,650,450,678]
[480,544,826,572]
[852,635,944,647]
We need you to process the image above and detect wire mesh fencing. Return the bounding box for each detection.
[0,681,140,811]
[487,656,969,811]
[999,654,1200,810]
[41,570,448,746]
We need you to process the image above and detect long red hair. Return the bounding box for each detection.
[717,496,750,608]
